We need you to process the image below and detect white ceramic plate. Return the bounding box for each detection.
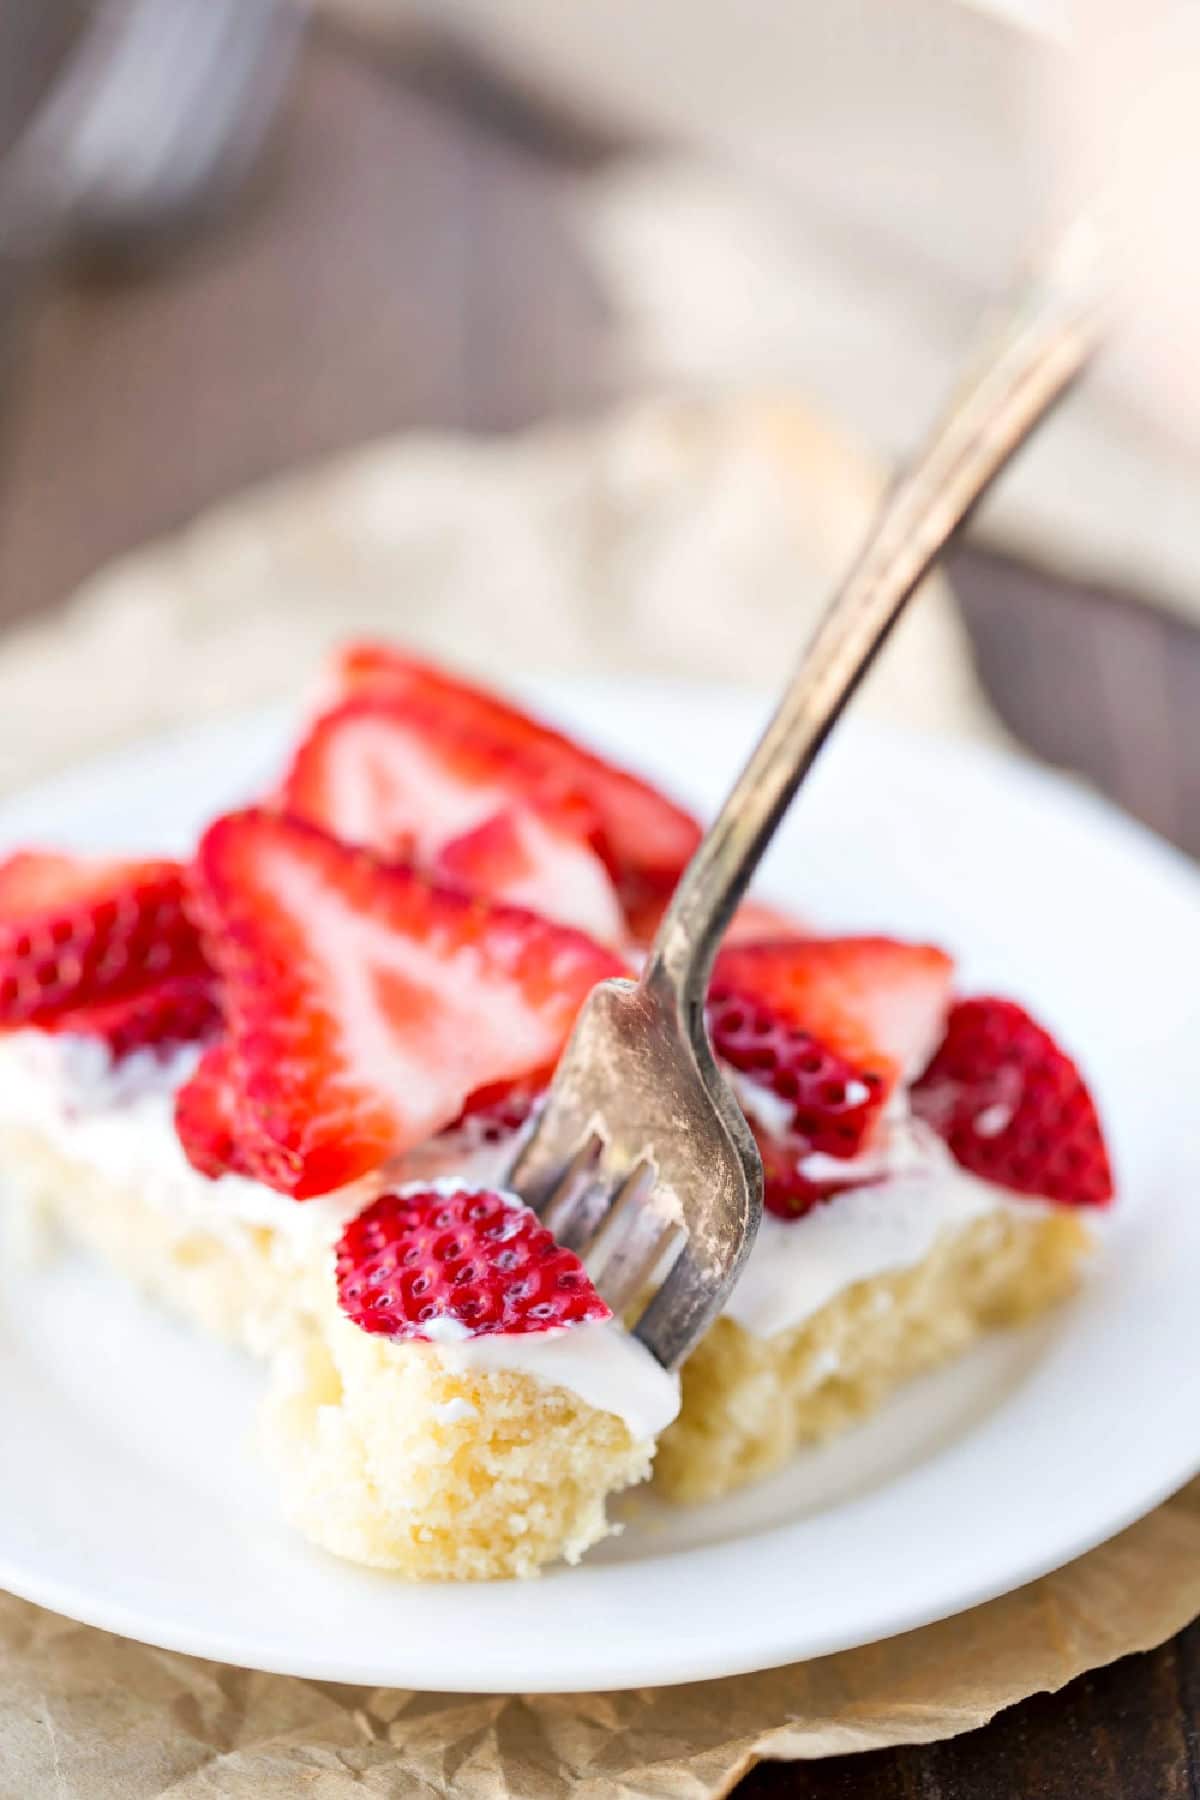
[1,678,1198,1693]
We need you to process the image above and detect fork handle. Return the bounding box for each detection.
[642,217,1108,1015]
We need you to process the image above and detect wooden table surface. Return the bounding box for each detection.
[2,21,1197,1797]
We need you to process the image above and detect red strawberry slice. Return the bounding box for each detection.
[188,810,624,1198]
[431,1068,551,1161]
[42,974,221,1063]
[281,698,623,943]
[433,805,623,945]
[911,997,1114,1206]
[708,936,954,1220]
[708,985,888,1161]
[175,1041,257,1180]
[712,937,954,1090]
[332,642,702,935]
[0,851,207,1026]
[335,1185,611,1341]
[750,1132,883,1221]
[388,1071,552,1187]
[454,1069,550,1143]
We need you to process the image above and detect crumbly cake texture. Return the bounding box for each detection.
[0,1125,303,1354]
[655,1206,1090,1503]
[2,1120,1088,1549]
[0,1126,654,1576]
[264,1305,651,1580]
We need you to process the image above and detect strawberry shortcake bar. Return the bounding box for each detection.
[0,644,1112,1577]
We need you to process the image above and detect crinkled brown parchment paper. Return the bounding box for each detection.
[1,396,1195,1800]
[5,1481,1200,1798]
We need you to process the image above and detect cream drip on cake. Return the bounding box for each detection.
[396,1315,680,1440]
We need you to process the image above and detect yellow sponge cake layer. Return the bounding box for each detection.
[655,1207,1089,1503]
[264,1309,655,1580]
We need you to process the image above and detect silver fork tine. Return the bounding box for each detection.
[512,215,1107,1371]
[579,1163,676,1320]
[536,1131,604,1247]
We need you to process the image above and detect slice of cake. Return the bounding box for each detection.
[0,640,1114,1577]
[654,942,1107,1501]
[264,1183,678,1578]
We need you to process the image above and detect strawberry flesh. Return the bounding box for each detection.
[187,810,623,1198]
[41,974,221,1063]
[0,852,208,1028]
[707,985,885,1159]
[450,1069,550,1149]
[332,642,702,936]
[282,697,623,942]
[433,804,623,944]
[175,1041,265,1181]
[911,996,1114,1206]
[335,1185,611,1340]
[751,1131,882,1221]
[708,936,954,1220]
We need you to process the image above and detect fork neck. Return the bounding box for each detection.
[641,220,1107,1022]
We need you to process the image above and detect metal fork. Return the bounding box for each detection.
[509,216,1109,1371]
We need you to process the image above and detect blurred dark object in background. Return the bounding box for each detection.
[0,0,303,267]
[0,2,1195,878]
[0,0,304,504]
[951,545,1200,858]
[0,10,614,630]
[0,2,86,159]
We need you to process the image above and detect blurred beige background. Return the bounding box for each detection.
[1,0,1195,857]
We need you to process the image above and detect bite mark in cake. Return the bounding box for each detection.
[265,1180,679,1577]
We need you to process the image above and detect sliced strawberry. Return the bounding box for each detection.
[386,1071,551,1187]
[712,937,954,1090]
[709,984,887,1160]
[175,1041,257,1180]
[41,974,221,1063]
[281,698,623,943]
[189,810,624,1198]
[450,1068,550,1146]
[335,1185,611,1341]
[331,642,702,934]
[708,936,954,1219]
[433,805,623,944]
[0,851,207,1026]
[911,997,1114,1206]
[750,1131,879,1221]
[282,696,594,856]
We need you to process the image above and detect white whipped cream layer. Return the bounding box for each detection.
[0,1032,369,1249]
[0,1031,1042,1408]
[360,1178,681,1439]
[0,1034,677,1439]
[724,1116,1041,1339]
[419,1314,681,1441]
